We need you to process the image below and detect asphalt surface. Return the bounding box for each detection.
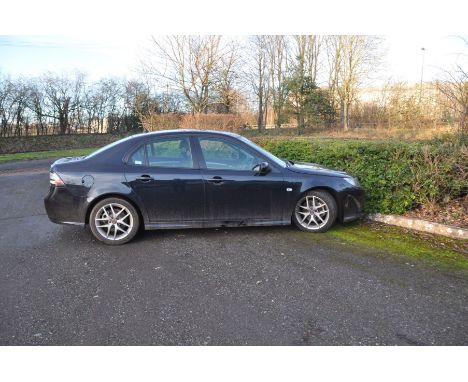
[0,159,467,345]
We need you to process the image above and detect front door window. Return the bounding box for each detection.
[199,138,263,171]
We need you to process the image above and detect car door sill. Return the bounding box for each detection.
[145,219,290,230]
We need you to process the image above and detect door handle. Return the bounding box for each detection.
[136,174,153,182]
[207,176,224,185]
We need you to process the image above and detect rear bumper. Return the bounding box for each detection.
[44,186,87,226]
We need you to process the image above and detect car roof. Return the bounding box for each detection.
[131,129,242,140]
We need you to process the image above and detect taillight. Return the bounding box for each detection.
[50,171,65,186]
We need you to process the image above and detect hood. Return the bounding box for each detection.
[287,161,348,177]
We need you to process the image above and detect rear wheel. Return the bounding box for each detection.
[292,190,337,233]
[89,198,140,245]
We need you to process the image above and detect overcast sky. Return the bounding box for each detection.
[1,34,466,85]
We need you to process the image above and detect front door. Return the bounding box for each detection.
[124,135,204,225]
[195,136,286,223]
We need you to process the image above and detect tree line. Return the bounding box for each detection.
[1,35,466,137]
[0,73,156,137]
[142,35,381,132]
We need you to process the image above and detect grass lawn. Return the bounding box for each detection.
[0,148,98,163]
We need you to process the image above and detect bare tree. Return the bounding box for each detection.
[436,38,468,137]
[245,36,270,131]
[40,72,85,134]
[82,81,99,133]
[0,75,15,136]
[292,36,322,83]
[69,73,86,131]
[289,35,323,131]
[437,68,468,136]
[326,35,380,130]
[306,36,322,84]
[213,40,241,113]
[143,35,223,113]
[11,78,29,136]
[93,78,121,133]
[28,78,48,135]
[266,35,290,129]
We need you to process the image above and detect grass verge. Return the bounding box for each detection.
[0,148,98,163]
[319,221,468,271]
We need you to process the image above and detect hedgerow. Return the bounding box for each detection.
[0,133,127,154]
[253,136,467,214]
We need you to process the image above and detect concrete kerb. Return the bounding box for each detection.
[368,213,468,240]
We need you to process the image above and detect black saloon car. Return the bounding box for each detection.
[45,130,364,245]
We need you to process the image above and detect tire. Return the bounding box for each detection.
[89,197,140,245]
[292,190,337,233]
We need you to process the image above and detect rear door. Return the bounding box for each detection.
[124,135,205,224]
[194,135,286,223]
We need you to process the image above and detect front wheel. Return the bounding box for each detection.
[292,190,337,233]
[89,198,140,245]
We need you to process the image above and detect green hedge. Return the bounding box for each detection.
[254,137,467,214]
[0,133,127,154]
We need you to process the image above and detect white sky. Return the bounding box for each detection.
[384,35,467,83]
[0,1,467,84]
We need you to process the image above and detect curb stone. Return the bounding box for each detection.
[368,213,468,240]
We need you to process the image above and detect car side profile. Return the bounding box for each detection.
[44,130,364,245]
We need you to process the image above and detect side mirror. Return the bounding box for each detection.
[253,161,271,175]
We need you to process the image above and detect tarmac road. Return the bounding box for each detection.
[0,159,467,345]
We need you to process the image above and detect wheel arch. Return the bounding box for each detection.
[85,193,145,228]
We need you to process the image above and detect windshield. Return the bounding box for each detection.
[237,135,286,167]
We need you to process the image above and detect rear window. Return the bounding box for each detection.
[86,135,141,159]
[128,145,146,165]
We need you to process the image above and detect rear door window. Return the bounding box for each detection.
[128,137,194,169]
[146,137,194,169]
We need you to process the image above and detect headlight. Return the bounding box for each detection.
[343,176,359,187]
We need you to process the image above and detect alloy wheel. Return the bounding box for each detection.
[295,195,330,230]
[94,203,134,241]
